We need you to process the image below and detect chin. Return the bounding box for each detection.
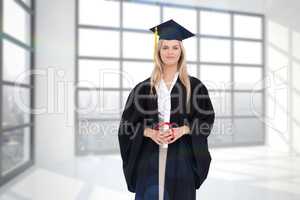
[164,61,177,66]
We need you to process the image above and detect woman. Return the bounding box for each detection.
[118,19,215,200]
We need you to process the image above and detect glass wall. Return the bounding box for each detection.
[0,0,34,186]
[76,0,265,154]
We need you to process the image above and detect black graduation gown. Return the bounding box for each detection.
[118,75,215,200]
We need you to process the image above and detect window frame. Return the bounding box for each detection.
[75,0,266,153]
[0,0,35,186]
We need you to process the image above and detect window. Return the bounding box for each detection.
[123,32,153,59]
[200,38,231,63]
[234,14,262,39]
[123,3,160,30]
[79,29,120,58]
[0,0,34,185]
[79,0,119,27]
[76,0,265,153]
[200,11,231,37]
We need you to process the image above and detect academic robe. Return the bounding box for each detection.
[118,75,215,200]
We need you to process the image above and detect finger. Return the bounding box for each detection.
[164,135,173,143]
[157,135,166,141]
[163,139,169,144]
[161,135,171,143]
[156,137,165,144]
[162,134,173,140]
[165,134,174,140]
[168,137,176,144]
[158,132,170,138]
[165,133,174,139]
[155,139,162,145]
[164,130,173,136]
[160,133,172,141]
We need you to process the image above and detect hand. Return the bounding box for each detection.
[144,128,173,145]
[168,125,190,144]
[158,129,174,144]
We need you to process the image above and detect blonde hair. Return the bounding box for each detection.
[150,40,191,107]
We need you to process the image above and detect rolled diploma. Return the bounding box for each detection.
[161,124,169,148]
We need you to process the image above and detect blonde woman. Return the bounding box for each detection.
[118,19,215,200]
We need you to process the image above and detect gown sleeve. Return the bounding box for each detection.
[184,80,215,189]
[118,86,145,193]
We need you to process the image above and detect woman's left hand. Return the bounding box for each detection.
[168,125,189,144]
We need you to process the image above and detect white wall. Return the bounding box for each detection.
[263,0,300,155]
[35,0,76,168]
[33,0,300,169]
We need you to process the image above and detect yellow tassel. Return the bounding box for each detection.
[153,26,158,62]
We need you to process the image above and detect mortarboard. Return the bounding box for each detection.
[149,19,195,41]
[149,19,195,60]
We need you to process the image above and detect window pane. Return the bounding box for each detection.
[2,86,30,129]
[187,64,197,77]
[78,91,99,118]
[123,2,160,29]
[234,41,262,65]
[233,118,264,143]
[99,90,120,116]
[1,127,31,175]
[163,7,197,33]
[234,66,263,90]
[3,0,31,45]
[79,0,119,27]
[78,60,120,88]
[234,15,262,39]
[209,119,233,145]
[200,65,231,90]
[200,38,231,63]
[183,37,197,62]
[200,11,231,36]
[78,90,120,119]
[122,62,153,88]
[234,92,263,116]
[3,40,30,84]
[210,91,231,116]
[123,32,153,59]
[79,29,120,57]
[78,120,119,152]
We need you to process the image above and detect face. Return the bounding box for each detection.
[160,40,181,67]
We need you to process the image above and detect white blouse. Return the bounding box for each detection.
[156,71,179,148]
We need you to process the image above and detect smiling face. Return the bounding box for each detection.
[159,40,182,67]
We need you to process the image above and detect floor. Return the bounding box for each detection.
[0,146,299,200]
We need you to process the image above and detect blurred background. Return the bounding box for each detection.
[0,0,299,199]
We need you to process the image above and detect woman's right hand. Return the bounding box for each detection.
[144,128,174,145]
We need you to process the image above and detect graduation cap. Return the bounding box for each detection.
[150,19,195,41]
[149,19,195,60]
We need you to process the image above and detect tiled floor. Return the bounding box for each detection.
[0,146,299,200]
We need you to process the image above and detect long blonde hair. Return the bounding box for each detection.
[150,40,191,107]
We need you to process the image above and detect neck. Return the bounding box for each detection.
[162,64,178,78]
